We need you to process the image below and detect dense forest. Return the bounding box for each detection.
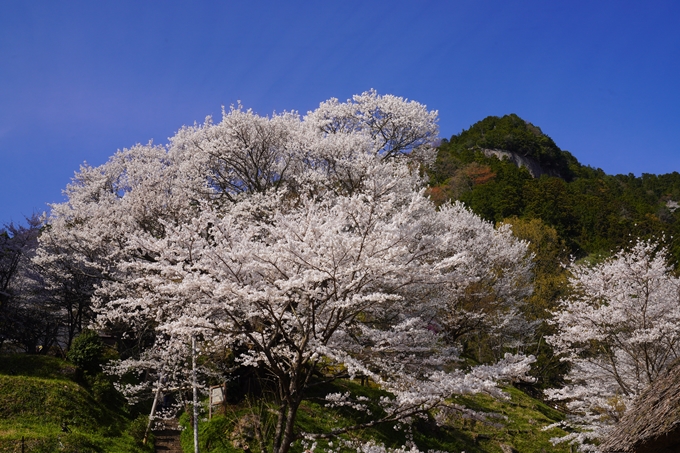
[428,113,680,263]
[2,95,680,453]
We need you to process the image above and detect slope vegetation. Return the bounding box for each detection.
[430,114,680,262]
[0,354,150,453]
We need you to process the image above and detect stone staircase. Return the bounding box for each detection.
[153,419,182,453]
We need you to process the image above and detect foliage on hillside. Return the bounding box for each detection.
[0,354,152,453]
[429,114,680,263]
[428,114,680,421]
[179,380,571,453]
[435,114,578,181]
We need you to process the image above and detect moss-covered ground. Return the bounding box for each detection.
[0,354,572,452]
[0,354,152,453]
[180,379,571,453]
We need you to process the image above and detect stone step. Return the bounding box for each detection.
[153,420,182,453]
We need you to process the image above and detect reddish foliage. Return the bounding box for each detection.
[464,164,496,185]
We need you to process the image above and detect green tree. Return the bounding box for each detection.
[501,217,570,389]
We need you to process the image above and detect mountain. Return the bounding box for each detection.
[437,114,580,181]
[429,114,680,263]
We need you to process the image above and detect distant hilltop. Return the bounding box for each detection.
[429,113,680,263]
[440,113,580,181]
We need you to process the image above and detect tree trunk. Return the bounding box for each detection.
[272,404,286,453]
[278,400,301,453]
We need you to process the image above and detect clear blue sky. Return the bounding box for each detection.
[2,1,679,224]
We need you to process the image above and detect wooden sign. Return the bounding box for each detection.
[209,384,226,419]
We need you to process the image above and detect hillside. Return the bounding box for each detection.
[0,353,574,453]
[0,354,151,453]
[178,380,572,453]
[437,114,578,180]
[429,114,680,263]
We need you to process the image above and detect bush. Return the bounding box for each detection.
[127,414,154,447]
[67,329,104,375]
[87,372,124,408]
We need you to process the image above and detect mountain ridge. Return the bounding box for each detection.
[430,114,680,263]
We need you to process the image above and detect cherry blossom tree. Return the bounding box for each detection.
[40,91,535,453]
[545,240,680,451]
[112,186,533,452]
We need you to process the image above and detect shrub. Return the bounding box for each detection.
[67,329,104,375]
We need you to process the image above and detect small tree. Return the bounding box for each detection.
[0,216,62,353]
[546,240,680,451]
[67,328,105,374]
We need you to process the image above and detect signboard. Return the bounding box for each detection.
[210,386,225,405]
[209,384,226,419]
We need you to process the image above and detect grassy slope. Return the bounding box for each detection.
[0,355,572,452]
[0,354,149,453]
[182,380,572,453]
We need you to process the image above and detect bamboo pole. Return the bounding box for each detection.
[143,373,163,445]
[192,335,200,453]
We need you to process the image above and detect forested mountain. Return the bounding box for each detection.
[428,114,680,263]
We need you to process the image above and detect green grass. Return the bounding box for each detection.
[0,355,572,452]
[0,354,152,453]
[181,380,572,453]
[0,353,78,380]
[433,386,571,453]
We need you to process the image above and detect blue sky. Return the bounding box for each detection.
[1,1,679,225]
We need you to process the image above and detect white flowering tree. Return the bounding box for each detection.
[41,91,535,453]
[546,241,680,451]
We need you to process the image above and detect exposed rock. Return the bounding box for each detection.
[499,443,518,453]
[481,149,546,178]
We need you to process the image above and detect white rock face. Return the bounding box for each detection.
[481,148,545,178]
